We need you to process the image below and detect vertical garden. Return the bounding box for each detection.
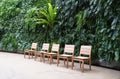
[0,0,120,69]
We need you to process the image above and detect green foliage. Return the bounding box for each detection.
[0,0,119,68]
[25,7,37,30]
[55,0,78,42]
[0,0,20,23]
[35,0,53,8]
[0,0,20,52]
[75,0,120,62]
[75,11,86,29]
[0,33,18,52]
[0,0,38,52]
[36,3,57,29]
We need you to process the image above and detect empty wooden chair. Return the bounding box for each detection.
[72,45,92,72]
[24,43,37,59]
[57,44,75,68]
[44,44,60,64]
[35,43,49,62]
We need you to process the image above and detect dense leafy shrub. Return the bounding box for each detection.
[0,0,119,69]
[75,0,120,62]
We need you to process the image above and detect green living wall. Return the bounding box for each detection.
[0,0,120,69]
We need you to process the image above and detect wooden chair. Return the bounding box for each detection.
[35,43,49,62]
[57,44,75,68]
[24,43,37,59]
[43,44,60,64]
[72,45,92,72]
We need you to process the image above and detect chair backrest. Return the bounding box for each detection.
[51,44,60,53]
[64,44,75,55]
[41,43,49,52]
[80,45,92,57]
[31,43,37,50]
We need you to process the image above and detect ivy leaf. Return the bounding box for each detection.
[111,30,118,40]
[111,17,118,29]
[114,51,119,61]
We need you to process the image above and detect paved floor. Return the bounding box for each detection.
[0,52,120,79]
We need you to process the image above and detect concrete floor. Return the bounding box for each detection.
[0,52,120,79]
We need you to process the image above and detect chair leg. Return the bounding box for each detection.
[28,53,30,59]
[33,52,36,59]
[72,59,74,69]
[80,61,81,68]
[51,55,54,64]
[31,52,33,58]
[67,58,68,68]
[48,55,49,61]
[57,57,59,66]
[35,54,37,61]
[43,54,45,63]
[89,59,91,70]
[50,56,52,64]
[51,56,53,63]
[81,61,84,72]
[64,59,65,65]
[34,53,37,61]
[40,54,42,62]
[30,53,32,59]
[32,53,34,58]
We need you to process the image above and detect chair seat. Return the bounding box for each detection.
[29,50,35,52]
[48,52,57,55]
[74,56,89,59]
[60,54,72,57]
[39,51,47,53]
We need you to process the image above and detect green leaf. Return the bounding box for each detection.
[114,51,119,61]
[111,17,118,30]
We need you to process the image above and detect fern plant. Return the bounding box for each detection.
[36,3,57,29]
[35,3,57,41]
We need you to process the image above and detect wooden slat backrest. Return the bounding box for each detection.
[51,44,60,52]
[80,45,92,56]
[31,43,37,50]
[41,43,49,51]
[64,44,75,55]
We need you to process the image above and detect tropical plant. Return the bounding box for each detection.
[35,3,57,41]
